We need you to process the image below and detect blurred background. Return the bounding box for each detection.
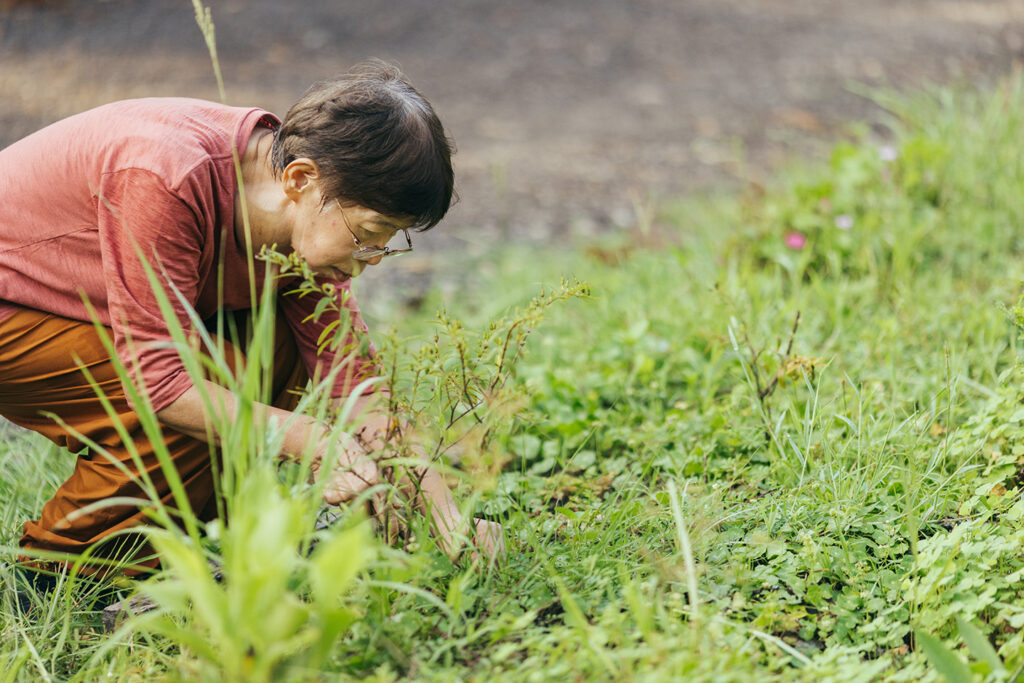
[2,0,1024,304]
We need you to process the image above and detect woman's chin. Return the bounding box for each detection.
[314,267,352,282]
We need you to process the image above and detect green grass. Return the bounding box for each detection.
[7,74,1024,680]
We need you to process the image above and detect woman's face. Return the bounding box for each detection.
[289,191,413,282]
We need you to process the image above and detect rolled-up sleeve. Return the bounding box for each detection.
[278,278,380,398]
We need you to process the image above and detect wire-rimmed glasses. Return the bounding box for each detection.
[337,200,413,262]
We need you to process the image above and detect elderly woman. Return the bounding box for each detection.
[0,60,501,581]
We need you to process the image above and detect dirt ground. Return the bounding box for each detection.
[3,0,1024,291]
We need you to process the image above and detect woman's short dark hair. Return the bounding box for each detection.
[271,60,455,231]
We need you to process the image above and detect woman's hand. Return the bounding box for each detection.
[326,395,507,566]
[472,518,506,563]
[311,434,382,505]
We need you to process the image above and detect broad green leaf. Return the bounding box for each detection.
[916,630,973,683]
[309,523,371,603]
[956,617,1003,673]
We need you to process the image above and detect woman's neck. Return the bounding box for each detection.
[235,129,281,249]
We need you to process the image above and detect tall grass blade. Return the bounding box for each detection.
[915,629,973,682]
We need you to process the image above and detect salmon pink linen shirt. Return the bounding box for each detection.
[0,98,376,412]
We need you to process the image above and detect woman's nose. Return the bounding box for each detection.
[365,254,384,266]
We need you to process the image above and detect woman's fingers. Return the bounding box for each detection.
[472,518,506,563]
[321,455,380,504]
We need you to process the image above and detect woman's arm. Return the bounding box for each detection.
[157,382,502,561]
[156,380,380,491]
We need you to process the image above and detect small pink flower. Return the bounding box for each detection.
[879,145,897,162]
[784,232,806,250]
[834,214,853,230]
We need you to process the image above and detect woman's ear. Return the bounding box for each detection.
[281,158,320,200]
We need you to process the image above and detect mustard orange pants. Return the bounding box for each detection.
[0,307,307,574]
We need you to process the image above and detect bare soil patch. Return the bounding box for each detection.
[3,0,1024,291]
